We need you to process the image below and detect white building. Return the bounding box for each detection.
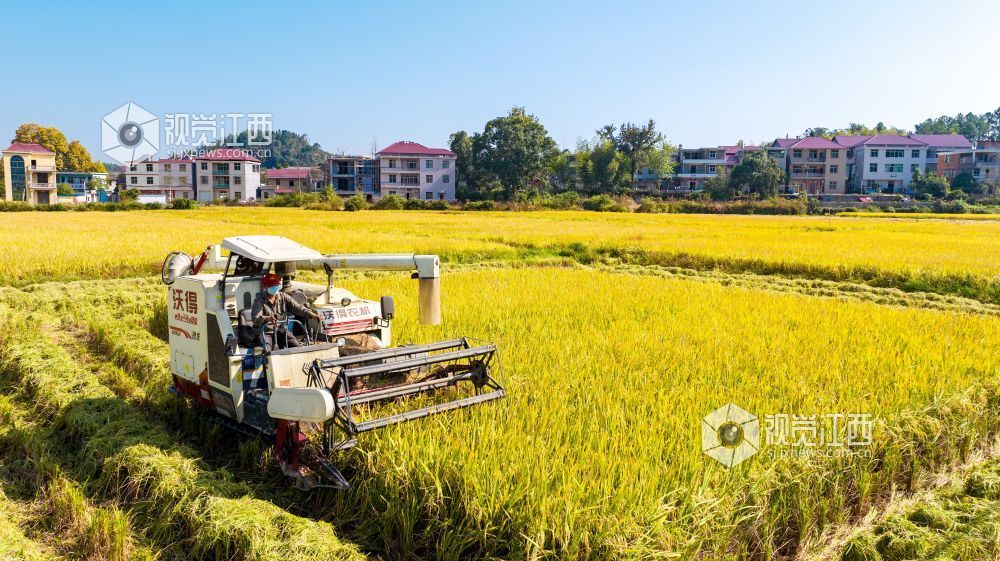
[833,134,927,194]
[376,141,456,201]
[193,148,262,202]
[125,158,195,201]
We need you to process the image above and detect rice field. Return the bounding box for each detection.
[0,208,998,560]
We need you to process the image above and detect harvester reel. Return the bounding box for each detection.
[468,360,490,388]
[160,251,193,285]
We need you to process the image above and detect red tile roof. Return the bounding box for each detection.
[775,137,843,149]
[265,167,314,179]
[378,141,455,157]
[4,142,54,154]
[196,148,260,162]
[831,135,870,148]
[908,134,973,149]
[857,134,926,146]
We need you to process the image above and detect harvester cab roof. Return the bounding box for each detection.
[161,236,505,490]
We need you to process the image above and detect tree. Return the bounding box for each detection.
[120,188,140,202]
[13,123,69,168]
[910,171,949,199]
[588,139,628,193]
[202,129,330,168]
[64,140,104,172]
[448,131,475,190]
[704,169,734,200]
[56,183,75,196]
[599,120,665,187]
[728,151,785,198]
[951,172,982,194]
[643,142,677,179]
[470,107,559,198]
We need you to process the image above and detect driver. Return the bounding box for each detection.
[251,273,321,350]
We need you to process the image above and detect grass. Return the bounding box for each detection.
[0,208,997,304]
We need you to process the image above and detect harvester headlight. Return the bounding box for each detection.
[340,297,351,307]
[161,251,193,285]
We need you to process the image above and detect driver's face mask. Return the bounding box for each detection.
[266,285,280,295]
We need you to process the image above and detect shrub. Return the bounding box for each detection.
[168,198,196,210]
[464,200,496,211]
[403,198,427,210]
[265,193,321,208]
[426,200,451,210]
[582,194,627,212]
[543,191,581,210]
[636,197,670,214]
[343,195,367,211]
[372,194,405,210]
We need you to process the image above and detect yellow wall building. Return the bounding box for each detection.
[2,143,59,204]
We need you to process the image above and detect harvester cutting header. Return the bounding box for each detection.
[161,236,505,489]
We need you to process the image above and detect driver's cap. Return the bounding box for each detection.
[262,273,281,287]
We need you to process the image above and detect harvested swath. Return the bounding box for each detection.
[0,488,59,561]
[0,309,366,561]
[0,395,152,561]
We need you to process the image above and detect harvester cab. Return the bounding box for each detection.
[161,236,505,489]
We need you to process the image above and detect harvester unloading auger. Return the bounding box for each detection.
[161,236,505,489]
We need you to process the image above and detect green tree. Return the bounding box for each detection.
[448,130,476,192]
[202,129,330,168]
[64,140,103,172]
[910,171,949,199]
[599,120,665,187]
[643,142,677,179]
[56,183,75,196]
[120,188,140,202]
[13,123,69,168]
[588,139,628,193]
[704,169,734,200]
[951,172,982,194]
[728,151,785,198]
[470,107,559,198]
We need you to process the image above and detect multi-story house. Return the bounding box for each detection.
[908,134,972,174]
[328,156,380,200]
[670,146,728,191]
[772,137,847,194]
[377,141,456,201]
[833,135,926,194]
[55,171,110,201]
[260,167,324,199]
[193,149,261,202]
[937,144,1000,190]
[125,158,195,201]
[2,142,58,204]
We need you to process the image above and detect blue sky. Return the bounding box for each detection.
[2,0,999,158]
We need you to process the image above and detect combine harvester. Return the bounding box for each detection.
[160,236,505,489]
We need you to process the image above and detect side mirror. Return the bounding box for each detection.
[380,295,395,320]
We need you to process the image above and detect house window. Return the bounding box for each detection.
[887,164,903,173]
[164,164,172,172]
[388,159,396,168]
[146,177,154,185]
[201,162,208,170]
[164,177,173,185]
[130,176,137,185]
[911,164,920,173]
[793,149,802,158]
[869,163,878,173]
[129,165,137,172]
[425,174,433,183]
[944,155,950,163]
[200,176,208,184]
[179,164,186,171]
[443,160,450,169]
[179,177,187,185]
[234,177,241,185]
[911,150,920,158]
[425,191,433,200]
[974,168,981,177]
[829,181,837,190]
[708,165,716,173]
[388,174,397,184]
[870,149,879,157]
[708,150,717,159]
[146,163,153,172]
[829,165,838,174]
[253,165,260,172]
[234,163,241,171]
[443,174,450,183]
[439,192,445,200]
[831,149,839,158]
[886,149,903,158]
[425,160,433,169]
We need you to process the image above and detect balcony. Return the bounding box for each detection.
[680,158,726,165]
[30,164,57,172]
[212,183,231,190]
[790,170,826,178]
[211,169,231,175]
[29,182,55,190]
[674,172,717,178]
